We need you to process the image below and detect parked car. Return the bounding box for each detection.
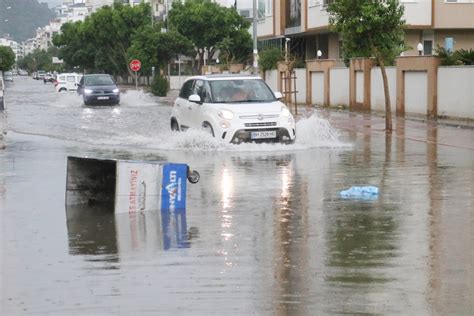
[77,74,120,106]
[170,74,296,144]
[43,73,55,83]
[3,71,13,82]
[37,70,46,80]
[54,73,83,92]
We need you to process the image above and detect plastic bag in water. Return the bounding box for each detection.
[339,186,379,199]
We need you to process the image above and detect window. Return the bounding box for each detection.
[444,37,454,52]
[423,40,433,55]
[192,80,205,100]
[286,0,301,28]
[67,76,75,83]
[179,80,194,99]
[258,0,265,18]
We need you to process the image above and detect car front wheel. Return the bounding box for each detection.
[202,122,215,137]
[171,119,180,131]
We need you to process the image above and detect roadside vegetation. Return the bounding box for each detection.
[17,47,64,74]
[0,46,16,72]
[36,1,252,96]
[435,46,474,66]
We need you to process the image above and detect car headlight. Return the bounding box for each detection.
[84,89,93,94]
[281,106,291,118]
[218,109,234,120]
[113,88,119,94]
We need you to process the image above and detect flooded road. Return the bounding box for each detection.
[1,77,473,315]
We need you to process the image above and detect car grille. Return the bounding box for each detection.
[239,114,280,119]
[245,122,277,127]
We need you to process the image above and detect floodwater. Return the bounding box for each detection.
[1,77,473,315]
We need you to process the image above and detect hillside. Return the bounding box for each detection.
[0,0,56,42]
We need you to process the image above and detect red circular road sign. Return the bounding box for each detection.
[129,59,141,72]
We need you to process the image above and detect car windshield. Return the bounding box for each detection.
[85,75,114,86]
[209,79,276,103]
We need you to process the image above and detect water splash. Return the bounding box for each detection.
[52,91,83,108]
[120,113,350,152]
[120,89,159,107]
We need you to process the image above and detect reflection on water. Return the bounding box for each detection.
[161,208,191,250]
[66,204,118,257]
[66,204,194,263]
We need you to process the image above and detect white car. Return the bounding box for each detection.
[54,73,83,92]
[170,75,296,144]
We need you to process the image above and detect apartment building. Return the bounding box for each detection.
[257,0,474,61]
[0,37,23,62]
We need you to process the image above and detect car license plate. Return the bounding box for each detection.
[251,131,277,139]
[97,96,109,100]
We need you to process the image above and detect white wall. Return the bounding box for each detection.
[295,68,307,104]
[170,76,189,90]
[371,67,397,113]
[257,18,273,37]
[405,72,428,115]
[329,68,349,106]
[438,66,474,119]
[401,0,432,26]
[307,2,330,29]
[265,70,278,92]
[311,72,324,105]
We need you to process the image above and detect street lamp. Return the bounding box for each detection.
[417,42,424,56]
[285,37,290,63]
[317,50,322,60]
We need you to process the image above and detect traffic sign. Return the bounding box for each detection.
[129,59,141,72]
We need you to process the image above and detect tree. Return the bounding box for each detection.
[128,24,195,75]
[169,0,252,72]
[328,0,406,132]
[258,47,284,72]
[0,46,16,72]
[53,3,152,76]
[17,47,65,73]
[52,21,96,72]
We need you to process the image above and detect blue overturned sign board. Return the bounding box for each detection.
[161,163,188,211]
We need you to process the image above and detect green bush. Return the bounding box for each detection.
[454,49,474,65]
[259,48,284,71]
[151,75,168,96]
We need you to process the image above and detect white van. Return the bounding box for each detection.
[55,73,83,92]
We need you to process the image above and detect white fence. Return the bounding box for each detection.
[438,67,474,119]
[265,65,474,120]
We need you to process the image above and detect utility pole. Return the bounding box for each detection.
[252,0,258,74]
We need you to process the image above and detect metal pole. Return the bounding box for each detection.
[252,0,258,74]
[178,57,181,88]
[135,71,138,90]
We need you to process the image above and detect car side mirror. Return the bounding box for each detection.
[188,94,202,104]
[274,91,283,100]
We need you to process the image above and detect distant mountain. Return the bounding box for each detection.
[0,0,56,42]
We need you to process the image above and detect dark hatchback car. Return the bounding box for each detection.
[77,74,120,105]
